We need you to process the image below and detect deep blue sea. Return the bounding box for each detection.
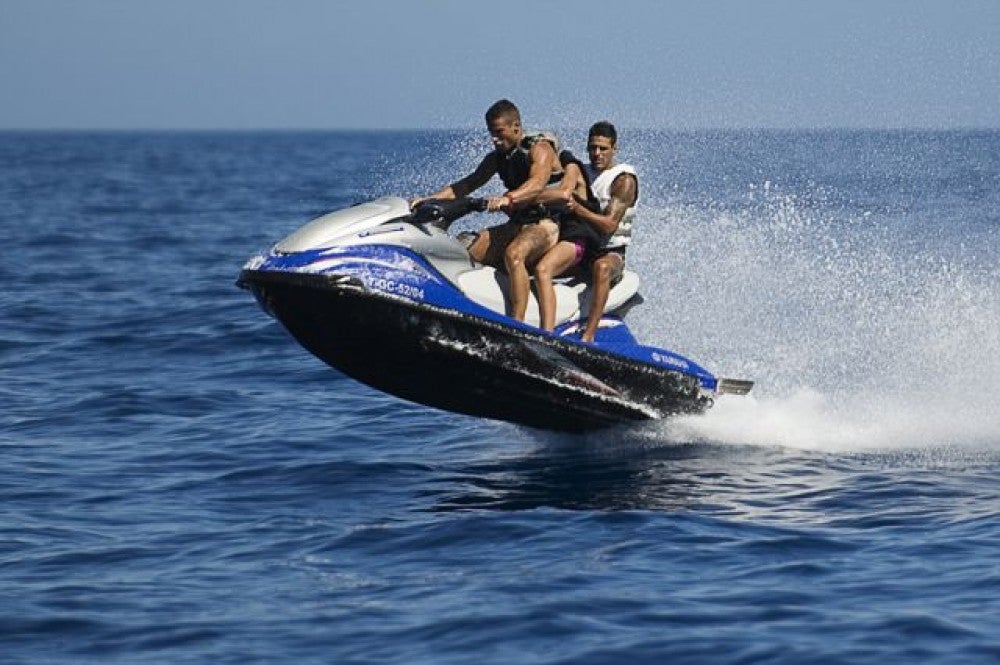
[2,129,999,664]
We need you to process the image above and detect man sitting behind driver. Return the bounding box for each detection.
[543,121,638,342]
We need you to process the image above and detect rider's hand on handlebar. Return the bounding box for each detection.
[486,193,512,212]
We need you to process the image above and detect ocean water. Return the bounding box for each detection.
[2,129,999,664]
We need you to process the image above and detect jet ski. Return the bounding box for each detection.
[237,196,752,431]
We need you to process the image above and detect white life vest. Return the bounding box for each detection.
[586,163,638,250]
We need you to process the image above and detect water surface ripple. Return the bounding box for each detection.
[1,131,998,664]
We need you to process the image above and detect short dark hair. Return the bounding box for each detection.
[588,121,618,145]
[486,99,521,125]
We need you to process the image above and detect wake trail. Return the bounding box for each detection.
[631,188,1000,452]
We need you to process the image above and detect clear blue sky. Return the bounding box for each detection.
[2,0,998,130]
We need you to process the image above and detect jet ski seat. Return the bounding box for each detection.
[457,266,640,328]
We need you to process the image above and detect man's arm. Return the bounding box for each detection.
[504,140,558,207]
[567,172,637,236]
[534,162,585,204]
[411,153,498,208]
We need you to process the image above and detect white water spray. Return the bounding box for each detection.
[389,129,999,451]
[631,183,1000,451]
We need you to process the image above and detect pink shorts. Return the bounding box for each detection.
[570,239,586,266]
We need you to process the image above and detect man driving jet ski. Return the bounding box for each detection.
[410,99,565,322]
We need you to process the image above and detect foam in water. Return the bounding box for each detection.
[630,185,1000,451]
[390,131,999,451]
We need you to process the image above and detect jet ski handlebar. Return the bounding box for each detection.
[411,197,488,229]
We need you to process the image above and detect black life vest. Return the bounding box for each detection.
[552,149,605,249]
[495,132,562,191]
[559,149,600,212]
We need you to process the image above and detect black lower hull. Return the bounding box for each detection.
[241,270,709,431]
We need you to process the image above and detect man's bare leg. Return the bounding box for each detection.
[581,253,624,342]
[503,221,558,321]
[467,223,518,268]
[534,241,580,331]
[466,228,490,264]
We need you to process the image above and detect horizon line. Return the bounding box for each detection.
[2,125,998,133]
